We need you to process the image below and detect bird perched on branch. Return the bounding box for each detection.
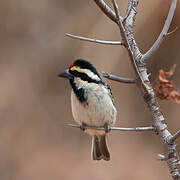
[58,59,117,161]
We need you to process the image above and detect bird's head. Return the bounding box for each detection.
[58,59,102,84]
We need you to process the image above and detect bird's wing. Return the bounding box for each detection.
[104,83,114,103]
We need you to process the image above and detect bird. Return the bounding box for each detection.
[58,59,117,161]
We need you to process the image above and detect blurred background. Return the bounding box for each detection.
[0,0,180,179]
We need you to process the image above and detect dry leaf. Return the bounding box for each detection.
[154,64,180,103]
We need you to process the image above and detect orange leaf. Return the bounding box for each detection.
[154,64,180,103]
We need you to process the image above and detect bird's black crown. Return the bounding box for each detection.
[69,59,101,78]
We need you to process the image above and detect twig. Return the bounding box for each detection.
[111,0,129,47]
[157,154,167,161]
[102,71,137,84]
[93,0,118,23]
[142,0,177,61]
[65,33,124,46]
[67,124,155,132]
[170,130,180,143]
[111,0,121,22]
[166,26,178,36]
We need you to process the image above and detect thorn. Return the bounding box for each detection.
[157,154,166,161]
[166,26,178,36]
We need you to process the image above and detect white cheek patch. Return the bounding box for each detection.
[79,69,101,81]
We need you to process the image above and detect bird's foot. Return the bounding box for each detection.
[80,122,87,131]
[104,123,111,133]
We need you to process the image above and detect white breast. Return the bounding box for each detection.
[71,80,117,131]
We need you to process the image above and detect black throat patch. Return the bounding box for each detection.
[69,79,86,103]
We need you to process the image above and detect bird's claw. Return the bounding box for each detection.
[104,123,111,133]
[80,123,87,131]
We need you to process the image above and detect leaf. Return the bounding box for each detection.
[154,64,180,103]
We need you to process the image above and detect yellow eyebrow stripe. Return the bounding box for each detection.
[70,66,82,72]
[70,66,101,81]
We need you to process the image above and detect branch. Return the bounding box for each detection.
[67,124,155,132]
[170,130,180,143]
[109,0,180,178]
[70,0,180,178]
[123,0,139,28]
[93,0,118,23]
[102,71,137,84]
[111,0,129,47]
[123,0,134,22]
[111,0,121,22]
[65,33,124,46]
[142,0,177,61]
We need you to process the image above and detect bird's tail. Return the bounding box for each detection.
[91,134,110,161]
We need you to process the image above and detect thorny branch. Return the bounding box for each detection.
[67,0,179,179]
[93,0,179,179]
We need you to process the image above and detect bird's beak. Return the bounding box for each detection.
[58,69,74,79]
